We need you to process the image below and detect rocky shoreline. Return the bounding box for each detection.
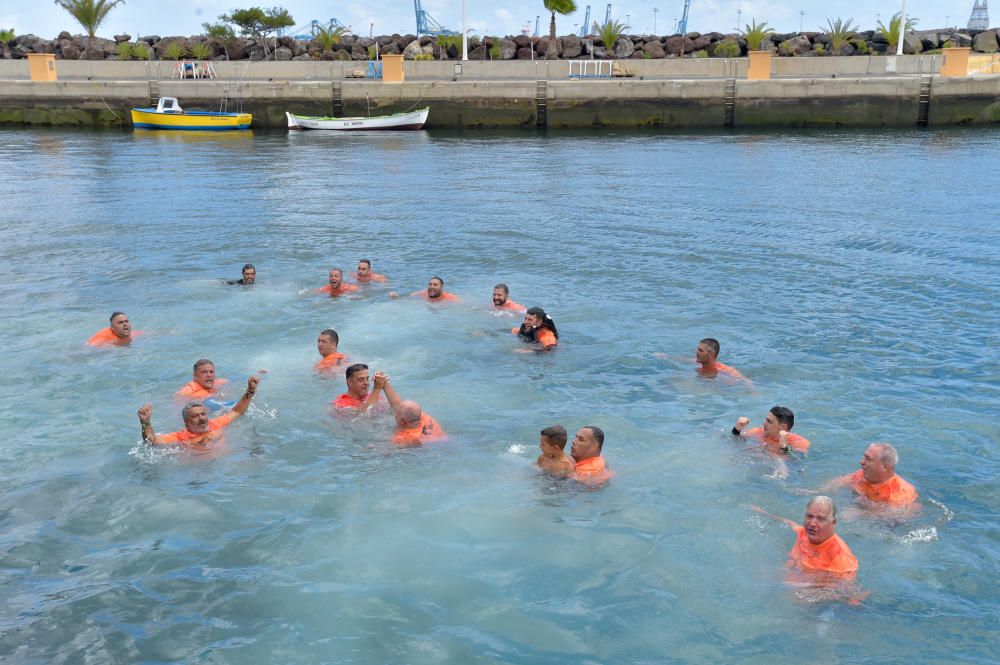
[4,27,999,62]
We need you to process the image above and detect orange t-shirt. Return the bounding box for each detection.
[575,455,613,483]
[86,327,138,346]
[157,411,238,446]
[332,392,382,409]
[844,469,918,506]
[176,378,229,399]
[318,284,359,296]
[744,427,811,453]
[788,525,858,578]
[314,353,348,373]
[511,326,558,348]
[411,290,459,302]
[494,299,526,312]
[392,412,445,445]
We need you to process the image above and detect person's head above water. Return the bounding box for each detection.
[181,401,210,433]
[395,399,423,428]
[803,496,838,545]
[763,406,795,438]
[109,312,132,339]
[860,442,899,485]
[318,329,339,357]
[344,363,370,398]
[493,283,510,306]
[328,268,345,289]
[427,276,445,299]
[357,259,373,279]
[696,338,720,365]
[523,307,559,339]
[192,359,217,390]
[570,426,604,462]
[540,424,568,451]
[241,264,256,284]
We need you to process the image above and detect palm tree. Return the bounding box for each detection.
[53,0,125,39]
[597,20,626,54]
[823,17,858,56]
[314,25,346,53]
[740,19,774,51]
[544,0,577,41]
[0,28,14,59]
[877,12,918,54]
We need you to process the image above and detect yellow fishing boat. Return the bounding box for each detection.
[130,97,252,131]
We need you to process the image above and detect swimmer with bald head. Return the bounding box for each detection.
[391,399,445,446]
[317,268,359,297]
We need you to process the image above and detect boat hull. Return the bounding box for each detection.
[131,108,252,131]
[286,108,429,131]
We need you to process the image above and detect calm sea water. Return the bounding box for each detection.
[1,126,998,664]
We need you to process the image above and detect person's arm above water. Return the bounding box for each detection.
[230,375,260,417]
[747,504,799,530]
[731,416,750,437]
[137,403,162,445]
[378,372,404,410]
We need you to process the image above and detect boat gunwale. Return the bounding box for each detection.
[287,108,429,122]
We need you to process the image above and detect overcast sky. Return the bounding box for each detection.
[0,1,977,40]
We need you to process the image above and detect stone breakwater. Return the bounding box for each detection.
[4,27,1000,62]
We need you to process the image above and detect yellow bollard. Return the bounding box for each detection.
[381,54,405,83]
[747,51,771,81]
[941,47,972,78]
[27,53,58,81]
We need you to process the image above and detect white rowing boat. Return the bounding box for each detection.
[286,107,429,131]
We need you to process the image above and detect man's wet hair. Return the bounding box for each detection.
[110,311,126,323]
[242,263,255,272]
[193,358,214,372]
[345,363,369,380]
[182,401,205,422]
[320,329,339,345]
[807,495,837,520]
[700,338,720,357]
[526,306,559,340]
[770,406,795,430]
[874,442,899,470]
[584,425,605,451]
[430,275,444,286]
[494,283,509,295]
[329,268,343,276]
[541,425,567,448]
[359,259,372,268]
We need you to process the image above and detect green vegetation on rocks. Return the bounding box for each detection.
[54,0,124,39]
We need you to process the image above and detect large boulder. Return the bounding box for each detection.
[535,36,558,56]
[290,40,307,57]
[916,30,940,49]
[973,29,999,53]
[351,45,368,60]
[497,38,517,60]
[468,45,486,60]
[227,41,248,60]
[902,31,923,54]
[58,39,81,60]
[641,40,666,58]
[515,46,534,59]
[779,34,812,56]
[139,35,160,45]
[332,48,351,61]
[664,35,695,55]
[513,35,531,49]
[561,34,582,58]
[274,46,293,61]
[613,36,635,58]
[949,32,973,47]
[402,39,424,59]
[114,34,131,44]
[690,34,712,51]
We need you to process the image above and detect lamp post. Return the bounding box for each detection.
[799,11,804,33]
[736,8,743,32]
[896,0,907,55]
[626,12,630,31]
[653,8,658,35]
[462,0,468,61]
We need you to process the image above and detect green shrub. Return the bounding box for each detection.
[163,42,188,60]
[778,40,795,56]
[814,43,826,55]
[823,17,858,56]
[692,49,708,58]
[413,53,433,60]
[131,42,151,60]
[189,41,213,59]
[367,44,377,60]
[489,38,502,60]
[942,39,955,49]
[597,20,626,51]
[851,38,870,54]
[712,40,741,58]
[114,41,133,60]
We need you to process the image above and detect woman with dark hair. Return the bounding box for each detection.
[512,307,559,350]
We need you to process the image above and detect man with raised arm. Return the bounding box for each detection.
[87,311,138,346]
[351,259,387,284]
[317,268,359,297]
[751,497,859,579]
[331,364,384,411]
[732,406,810,454]
[696,338,749,381]
[825,443,919,507]
[137,376,259,447]
[570,426,612,484]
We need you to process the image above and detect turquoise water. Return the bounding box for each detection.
[1,126,998,664]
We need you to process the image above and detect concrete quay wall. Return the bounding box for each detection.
[1,75,998,129]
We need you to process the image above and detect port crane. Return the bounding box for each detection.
[677,0,691,34]
[414,0,457,36]
[577,5,592,36]
[286,18,349,40]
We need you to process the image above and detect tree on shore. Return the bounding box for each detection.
[877,12,918,54]
[0,28,14,59]
[543,0,577,41]
[53,0,124,39]
[823,17,858,56]
[218,6,295,60]
[203,21,238,60]
[741,19,774,52]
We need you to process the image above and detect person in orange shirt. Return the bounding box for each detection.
[732,406,810,454]
[536,424,575,476]
[176,359,229,399]
[351,258,387,284]
[331,363,386,411]
[571,426,612,485]
[86,311,138,346]
[390,399,446,447]
[512,307,559,351]
[826,443,919,507]
[137,375,259,448]
[314,328,348,374]
[696,338,749,382]
[492,283,526,313]
[317,268,359,297]
[751,497,859,579]
[390,276,459,302]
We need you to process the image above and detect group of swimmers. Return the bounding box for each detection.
[87,259,922,601]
